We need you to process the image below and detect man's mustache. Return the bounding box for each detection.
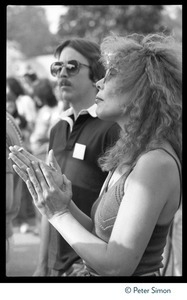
[59,78,72,87]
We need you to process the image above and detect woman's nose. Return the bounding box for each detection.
[96,78,104,90]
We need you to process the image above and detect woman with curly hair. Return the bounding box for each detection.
[9,32,182,276]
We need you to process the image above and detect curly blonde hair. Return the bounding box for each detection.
[98,33,182,172]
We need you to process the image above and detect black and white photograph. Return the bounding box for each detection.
[4,4,183,299]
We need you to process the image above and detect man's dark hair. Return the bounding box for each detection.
[54,38,105,82]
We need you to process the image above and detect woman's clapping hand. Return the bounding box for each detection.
[25,160,72,220]
[9,145,63,188]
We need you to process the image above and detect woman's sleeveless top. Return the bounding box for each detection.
[85,148,181,276]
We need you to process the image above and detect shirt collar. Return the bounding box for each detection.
[59,104,97,132]
[60,103,97,120]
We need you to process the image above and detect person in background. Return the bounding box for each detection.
[6,79,28,135]
[10,32,182,276]
[6,112,23,273]
[30,78,60,162]
[9,37,119,276]
[6,77,36,232]
[21,67,39,98]
[6,76,37,137]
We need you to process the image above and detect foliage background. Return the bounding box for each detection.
[7,5,182,77]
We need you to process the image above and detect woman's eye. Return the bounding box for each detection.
[104,68,118,83]
[109,68,118,76]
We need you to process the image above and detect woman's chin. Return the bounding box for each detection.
[96,107,103,119]
[96,109,110,122]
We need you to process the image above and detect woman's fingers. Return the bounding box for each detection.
[10,153,57,187]
[25,179,38,203]
[26,166,44,199]
[63,174,72,189]
[62,174,73,198]
[38,161,57,189]
[12,164,38,204]
[9,153,29,171]
[12,164,28,182]
[9,145,41,166]
[29,161,51,191]
[10,146,63,188]
[9,147,51,174]
[16,147,40,163]
[9,146,32,167]
[48,149,61,173]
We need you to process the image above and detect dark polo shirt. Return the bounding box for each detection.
[47,107,119,272]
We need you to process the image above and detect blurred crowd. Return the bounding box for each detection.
[6,68,69,235]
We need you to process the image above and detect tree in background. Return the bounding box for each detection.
[7,5,58,58]
[7,5,182,59]
[57,5,164,43]
[6,40,25,77]
[161,5,182,41]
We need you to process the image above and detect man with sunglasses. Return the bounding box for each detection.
[33,38,119,276]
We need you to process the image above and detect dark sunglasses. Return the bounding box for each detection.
[50,60,90,77]
[103,67,118,83]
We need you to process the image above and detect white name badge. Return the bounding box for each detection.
[72,143,86,160]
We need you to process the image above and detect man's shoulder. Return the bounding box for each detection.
[51,118,68,130]
[85,118,120,144]
[50,116,120,141]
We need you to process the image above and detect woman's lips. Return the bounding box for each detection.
[95,97,104,104]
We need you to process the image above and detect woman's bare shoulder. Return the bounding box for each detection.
[127,148,179,189]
